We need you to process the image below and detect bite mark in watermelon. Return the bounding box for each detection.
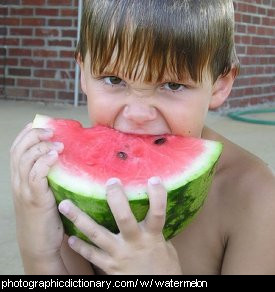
[32,114,223,240]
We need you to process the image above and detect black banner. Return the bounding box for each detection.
[1,275,274,290]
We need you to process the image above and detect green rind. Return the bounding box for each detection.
[48,159,218,241]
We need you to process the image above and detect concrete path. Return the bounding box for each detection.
[0,99,274,274]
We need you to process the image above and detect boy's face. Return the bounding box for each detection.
[80,53,232,138]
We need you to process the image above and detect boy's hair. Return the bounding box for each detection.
[76,0,239,83]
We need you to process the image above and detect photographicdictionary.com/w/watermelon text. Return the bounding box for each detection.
[1,278,208,289]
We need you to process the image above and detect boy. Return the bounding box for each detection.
[10,0,275,274]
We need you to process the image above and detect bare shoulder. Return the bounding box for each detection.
[203,127,275,274]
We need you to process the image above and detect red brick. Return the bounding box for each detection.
[0,78,15,86]
[34,69,56,78]
[21,59,44,67]
[10,28,33,36]
[257,26,274,36]
[35,28,59,37]
[48,0,72,5]
[61,9,78,17]
[22,39,45,46]
[48,19,72,27]
[9,48,32,56]
[48,40,72,47]
[32,90,55,99]
[252,16,261,24]
[0,38,19,46]
[33,50,58,58]
[251,36,270,45]
[58,91,74,100]
[8,68,31,76]
[0,18,20,26]
[10,8,33,15]
[36,8,58,16]
[62,29,77,38]
[17,79,40,87]
[60,50,75,58]
[241,36,251,44]
[60,70,75,79]
[6,88,29,98]
[22,18,45,26]
[0,58,18,66]
[247,25,257,34]
[257,7,267,15]
[47,60,71,69]
[22,0,45,5]
[42,80,67,90]
[247,46,265,55]
[0,7,8,16]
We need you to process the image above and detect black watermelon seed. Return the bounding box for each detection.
[154,137,167,145]
[117,151,128,160]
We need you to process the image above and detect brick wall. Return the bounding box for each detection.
[0,0,86,104]
[226,0,275,108]
[0,0,274,108]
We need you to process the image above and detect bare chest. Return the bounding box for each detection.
[171,185,225,274]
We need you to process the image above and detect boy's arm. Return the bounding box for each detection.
[221,172,275,274]
[60,235,95,275]
[21,235,94,275]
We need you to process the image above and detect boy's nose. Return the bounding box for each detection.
[122,102,157,124]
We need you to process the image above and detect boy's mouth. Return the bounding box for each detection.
[113,125,171,136]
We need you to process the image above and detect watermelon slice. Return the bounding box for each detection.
[32,114,222,240]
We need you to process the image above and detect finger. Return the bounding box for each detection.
[20,141,64,183]
[10,122,33,153]
[11,128,54,172]
[105,178,141,240]
[67,236,110,271]
[144,177,167,235]
[28,150,60,193]
[10,123,33,179]
[58,200,115,254]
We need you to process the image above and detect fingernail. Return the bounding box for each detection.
[58,201,70,214]
[68,236,76,246]
[106,177,121,186]
[48,150,57,157]
[148,176,161,185]
[53,142,64,151]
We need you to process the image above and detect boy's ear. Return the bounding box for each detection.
[209,67,237,109]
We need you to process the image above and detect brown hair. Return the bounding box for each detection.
[76,0,239,83]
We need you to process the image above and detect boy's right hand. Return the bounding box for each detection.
[10,123,65,264]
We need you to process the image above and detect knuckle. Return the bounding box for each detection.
[87,229,99,241]
[106,259,118,273]
[29,168,38,184]
[117,212,131,224]
[70,211,81,226]
[152,210,165,221]
[34,142,51,155]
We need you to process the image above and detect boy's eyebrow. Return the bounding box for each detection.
[93,69,195,84]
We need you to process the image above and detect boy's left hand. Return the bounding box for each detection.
[58,177,182,275]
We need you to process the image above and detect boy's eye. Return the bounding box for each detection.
[164,82,183,91]
[104,76,123,85]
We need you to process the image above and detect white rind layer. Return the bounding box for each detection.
[33,114,222,200]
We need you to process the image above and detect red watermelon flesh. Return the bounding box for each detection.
[33,114,222,240]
